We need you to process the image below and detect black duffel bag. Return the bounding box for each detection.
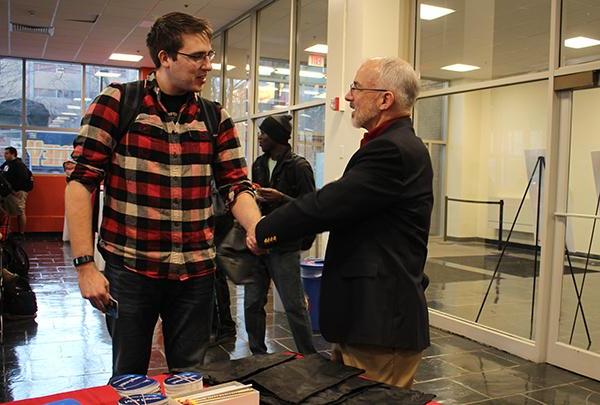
[216,221,259,284]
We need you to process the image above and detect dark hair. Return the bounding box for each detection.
[5,147,17,157]
[146,12,213,68]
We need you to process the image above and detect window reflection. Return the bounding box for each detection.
[85,65,139,109]
[294,105,325,188]
[258,0,291,112]
[418,0,550,91]
[296,0,327,103]
[0,58,24,126]
[225,18,252,119]
[26,61,82,129]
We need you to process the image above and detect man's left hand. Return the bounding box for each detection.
[257,187,284,202]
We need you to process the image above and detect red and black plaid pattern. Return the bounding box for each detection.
[67,73,253,280]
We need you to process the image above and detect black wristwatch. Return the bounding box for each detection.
[73,255,95,268]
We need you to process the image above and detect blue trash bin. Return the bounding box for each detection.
[300,258,324,332]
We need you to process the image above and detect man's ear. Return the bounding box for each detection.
[379,91,395,110]
[158,50,172,68]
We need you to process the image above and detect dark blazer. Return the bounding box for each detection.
[256,117,433,350]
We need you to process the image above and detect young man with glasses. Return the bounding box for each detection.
[255,57,433,388]
[65,12,261,376]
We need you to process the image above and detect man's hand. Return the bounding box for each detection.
[246,221,267,255]
[77,262,111,312]
[257,187,284,202]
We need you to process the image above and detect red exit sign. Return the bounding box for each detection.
[308,54,325,67]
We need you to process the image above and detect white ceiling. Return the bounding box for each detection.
[0,0,265,68]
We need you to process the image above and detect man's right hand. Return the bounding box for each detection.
[77,262,111,312]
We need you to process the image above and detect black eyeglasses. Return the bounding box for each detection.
[176,50,216,63]
[349,82,388,93]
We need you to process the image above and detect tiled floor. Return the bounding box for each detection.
[426,237,600,348]
[0,235,599,403]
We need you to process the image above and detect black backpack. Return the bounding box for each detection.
[3,235,30,279]
[0,172,13,197]
[116,80,220,146]
[3,274,37,320]
[22,168,34,192]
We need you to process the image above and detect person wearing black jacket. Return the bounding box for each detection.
[0,147,31,235]
[255,58,433,388]
[245,114,317,355]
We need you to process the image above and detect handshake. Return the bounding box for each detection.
[244,218,266,256]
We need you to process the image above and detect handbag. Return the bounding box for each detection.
[216,221,259,284]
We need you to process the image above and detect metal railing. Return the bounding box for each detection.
[443,196,505,250]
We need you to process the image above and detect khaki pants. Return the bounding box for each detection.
[1,191,27,216]
[331,343,423,389]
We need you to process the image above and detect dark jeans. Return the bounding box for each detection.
[104,262,214,376]
[244,249,316,355]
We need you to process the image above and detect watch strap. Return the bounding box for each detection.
[73,255,95,268]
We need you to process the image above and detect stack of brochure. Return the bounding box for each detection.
[175,381,259,405]
[164,371,204,397]
[117,393,169,405]
[109,374,161,397]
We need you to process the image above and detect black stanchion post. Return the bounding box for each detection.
[444,196,448,242]
[498,200,504,251]
[530,156,544,339]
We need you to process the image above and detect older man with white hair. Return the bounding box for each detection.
[254,57,433,388]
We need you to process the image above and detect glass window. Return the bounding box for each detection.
[85,65,139,109]
[0,58,23,126]
[415,96,447,141]
[225,18,252,119]
[422,81,548,339]
[257,0,291,112]
[205,34,223,103]
[418,0,551,91]
[235,120,251,163]
[561,1,600,66]
[296,0,328,103]
[0,129,23,158]
[26,130,75,174]
[294,105,325,188]
[26,60,83,129]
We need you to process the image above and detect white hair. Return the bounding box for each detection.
[371,57,420,110]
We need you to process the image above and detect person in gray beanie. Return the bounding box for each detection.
[244,114,317,355]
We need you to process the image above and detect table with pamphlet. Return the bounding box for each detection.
[2,353,442,405]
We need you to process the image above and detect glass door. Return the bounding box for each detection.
[547,85,600,380]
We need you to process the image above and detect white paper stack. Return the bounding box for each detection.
[117,393,170,405]
[164,371,204,397]
[175,381,259,405]
[109,374,162,397]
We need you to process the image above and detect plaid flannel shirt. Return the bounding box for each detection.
[67,73,253,280]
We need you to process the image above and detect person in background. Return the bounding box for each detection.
[244,114,317,355]
[255,57,433,388]
[1,146,31,237]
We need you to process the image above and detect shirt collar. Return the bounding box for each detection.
[360,116,411,147]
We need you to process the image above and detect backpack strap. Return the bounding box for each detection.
[116,80,145,143]
[198,97,220,138]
